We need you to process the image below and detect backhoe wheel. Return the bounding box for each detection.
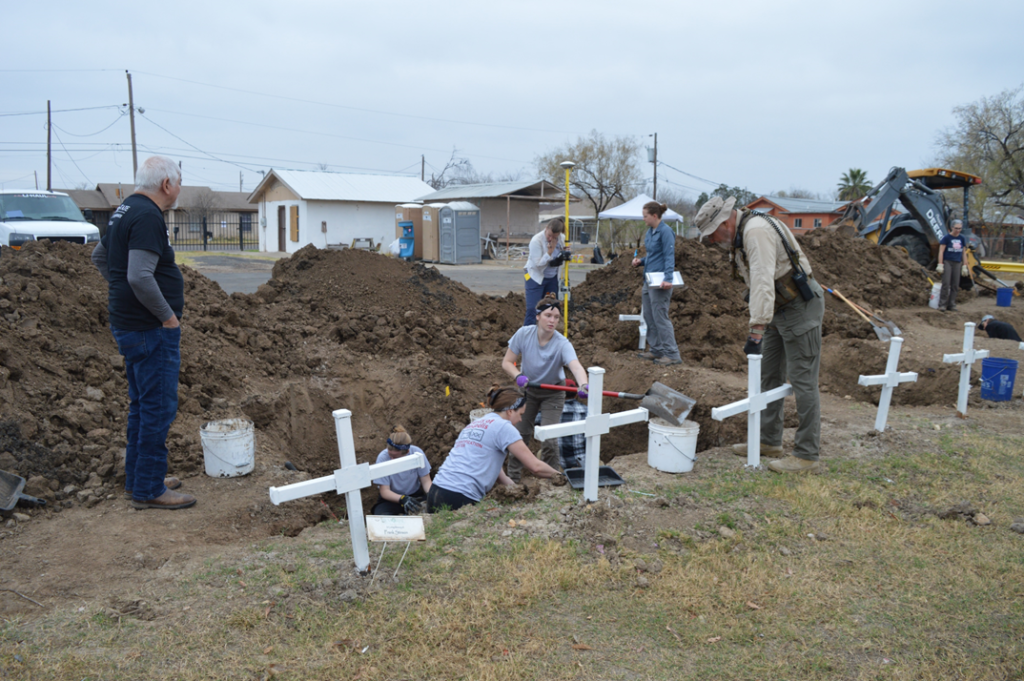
[887,234,931,268]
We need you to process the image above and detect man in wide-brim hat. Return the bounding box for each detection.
[693,197,825,475]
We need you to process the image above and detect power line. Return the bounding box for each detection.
[656,161,723,188]
[53,111,127,137]
[0,105,124,118]
[136,112,260,173]
[50,126,92,186]
[132,70,580,136]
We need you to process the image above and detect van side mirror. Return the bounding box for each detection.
[83,209,94,222]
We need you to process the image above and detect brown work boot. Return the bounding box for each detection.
[766,456,822,475]
[636,351,659,361]
[731,443,784,458]
[123,477,182,499]
[653,356,682,366]
[131,489,197,510]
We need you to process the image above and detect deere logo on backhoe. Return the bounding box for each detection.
[925,209,944,241]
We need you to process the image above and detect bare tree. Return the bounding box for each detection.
[936,84,1024,222]
[427,148,474,190]
[535,130,644,217]
[316,162,331,171]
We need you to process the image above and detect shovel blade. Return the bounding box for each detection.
[873,324,893,342]
[640,382,696,426]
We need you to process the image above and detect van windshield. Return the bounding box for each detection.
[0,194,85,222]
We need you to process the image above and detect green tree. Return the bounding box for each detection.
[695,184,758,210]
[936,84,1024,222]
[535,130,644,217]
[837,168,872,201]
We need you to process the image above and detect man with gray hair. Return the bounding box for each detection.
[91,156,195,509]
[693,196,824,474]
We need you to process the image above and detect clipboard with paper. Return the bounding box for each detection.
[644,271,685,287]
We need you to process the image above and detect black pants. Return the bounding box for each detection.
[426,484,476,513]
[371,490,425,516]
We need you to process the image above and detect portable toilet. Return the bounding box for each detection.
[438,201,481,265]
[395,203,424,259]
[420,203,445,262]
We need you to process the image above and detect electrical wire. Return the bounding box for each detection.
[0,105,124,118]
[53,111,127,137]
[50,126,92,186]
[656,161,723,188]
[136,112,261,173]
[132,70,580,136]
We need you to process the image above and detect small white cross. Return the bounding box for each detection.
[711,354,793,468]
[618,302,647,350]
[533,367,649,502]
[857,337,918,432]
[268,409,427,573]
[942,323,990,418]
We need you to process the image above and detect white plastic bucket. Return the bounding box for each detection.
[468,408,492,423]
[201,418,255,478]
[647,417,699,473]
[928,282,942,310]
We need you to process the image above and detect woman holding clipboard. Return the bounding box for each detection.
[631,201,681,366]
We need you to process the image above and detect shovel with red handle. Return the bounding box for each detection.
[526,381,695,426]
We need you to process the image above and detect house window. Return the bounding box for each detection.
[813,218,822,229]
[794,218,803,229]
[240,213,252,232]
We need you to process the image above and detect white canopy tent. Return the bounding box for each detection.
[594,194,685,254]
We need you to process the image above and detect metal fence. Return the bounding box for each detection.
[978,235,1024,262]
[166,215,259,252]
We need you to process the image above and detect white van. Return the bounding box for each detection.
[0,190,100,249]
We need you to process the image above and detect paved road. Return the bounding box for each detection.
[192,253,597,296]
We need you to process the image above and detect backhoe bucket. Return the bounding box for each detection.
[640,382,696,427]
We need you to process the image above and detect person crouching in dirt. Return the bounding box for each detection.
[524,218,570,326]
[501,293,591,482]
[694,196,825,475]
[91,155,195,509]
[426,386,563,512]
[979,315,1022,342]
[370,426,432,515]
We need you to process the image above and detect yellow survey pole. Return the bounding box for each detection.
[559,161,575,336]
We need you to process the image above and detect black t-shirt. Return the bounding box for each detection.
[985,320,1022,342]
[102,194,184,331]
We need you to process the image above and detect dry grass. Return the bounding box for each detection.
[3,430,1024,680]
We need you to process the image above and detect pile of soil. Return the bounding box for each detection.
[0,231,968,519]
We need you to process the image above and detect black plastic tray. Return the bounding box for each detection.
[563,466,624,490]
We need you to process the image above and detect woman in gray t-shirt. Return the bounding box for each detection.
[501,293,590,482]
[427,385,562,512]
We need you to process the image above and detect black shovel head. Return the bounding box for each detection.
[640,382,696,426]
[0,469,46,511]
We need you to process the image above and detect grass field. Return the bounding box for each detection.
[3,430,1024,680]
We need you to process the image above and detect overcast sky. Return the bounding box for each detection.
[3,0,1021,202]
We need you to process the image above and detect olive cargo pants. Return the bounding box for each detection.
[759,279,824,461]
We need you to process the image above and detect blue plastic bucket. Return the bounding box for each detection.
[979,357,1018,402]
[996,287,1013,307]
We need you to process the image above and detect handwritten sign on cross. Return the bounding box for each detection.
[711,354,793,468]
[942,322,990,418]
[268,409,427,573]
[533,367,649,502]
[857,337,917,432]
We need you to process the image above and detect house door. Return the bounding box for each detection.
[277,206,286,252]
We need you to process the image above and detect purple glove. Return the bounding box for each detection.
[577,384,589,399]
[516,374,530,388]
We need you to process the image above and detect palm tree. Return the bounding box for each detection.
[837,168,872,201]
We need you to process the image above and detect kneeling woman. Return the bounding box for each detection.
[371,425,432,515]
[427,385,561,513]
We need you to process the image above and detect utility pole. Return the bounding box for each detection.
[650,132,658,200]
[240,171,243,192]
[126,71,138,180]
[421,155,425,182]
[34,171,38,190]
[46,100,52,191]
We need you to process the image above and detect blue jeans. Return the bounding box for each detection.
[110,325,181,501]
[524,275,559,326]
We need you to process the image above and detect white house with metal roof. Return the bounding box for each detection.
[247,169,435,253]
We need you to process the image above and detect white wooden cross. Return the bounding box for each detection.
[618,303,647,350]
[711,354,793,468]
[857,337,918,432]
[268,409,427,573]
[942,322,990,418]
[533,367,649,502]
